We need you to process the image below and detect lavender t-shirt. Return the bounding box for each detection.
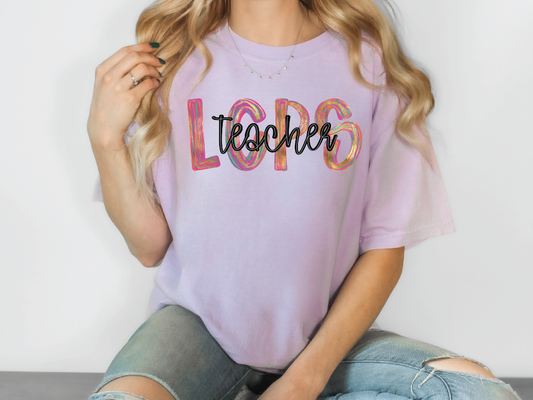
[93,20,455,374]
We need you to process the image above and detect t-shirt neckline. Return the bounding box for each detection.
[216,19,336,61]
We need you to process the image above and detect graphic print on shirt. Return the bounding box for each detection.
[188,97,362,171]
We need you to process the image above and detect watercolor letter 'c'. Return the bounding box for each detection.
[226,99,268,171]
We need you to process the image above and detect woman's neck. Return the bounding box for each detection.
[228,0,326,46]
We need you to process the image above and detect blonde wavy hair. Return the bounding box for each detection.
[129,0,436,205]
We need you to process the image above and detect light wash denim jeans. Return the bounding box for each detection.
[88,304,522,400]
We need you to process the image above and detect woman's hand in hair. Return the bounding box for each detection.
[87,42,164,151]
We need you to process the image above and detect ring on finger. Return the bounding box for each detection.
[129,72,139,86]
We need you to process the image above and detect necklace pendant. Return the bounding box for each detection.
[228,18,303,81]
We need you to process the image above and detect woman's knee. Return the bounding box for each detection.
[425,357,497,379]
[89,376,176,400]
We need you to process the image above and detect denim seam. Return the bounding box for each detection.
[339,360,455,399]
[433,370,523,399]
[420,367,522,400]
[335,358,522,400]
[431,371,453,400]
[339,359,424,371]
[417,368,452,400]
[343,343,463,370]
[340,359,513,385]
[93,372,180,400]
[219,369,252,400]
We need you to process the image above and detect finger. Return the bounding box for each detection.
[121,63,162,91]
[129,77,161,102]
[110,50,164,83]
[95,42,159,80]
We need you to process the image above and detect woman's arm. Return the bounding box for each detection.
[259,247,404,400]
[91,141,172,267]
[88,43,172,267]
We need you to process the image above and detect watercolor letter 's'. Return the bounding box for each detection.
[315,99,362,171]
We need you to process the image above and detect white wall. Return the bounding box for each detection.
[0,0,531,377]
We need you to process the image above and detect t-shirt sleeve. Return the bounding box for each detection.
[358,48,455,254]
[91,121,153,203]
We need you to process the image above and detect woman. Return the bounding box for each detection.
[87,0,522,399]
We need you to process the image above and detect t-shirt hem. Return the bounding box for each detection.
[247,365,286,375]
[359,219,455,254]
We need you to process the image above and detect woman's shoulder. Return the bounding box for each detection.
[356,30,387,86]
[303,26,384,87]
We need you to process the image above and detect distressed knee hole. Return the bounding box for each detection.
[89,391,149,400]
[97,376,175,400]
[424,357,497,379]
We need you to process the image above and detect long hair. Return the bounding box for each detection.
[129,0,435,205]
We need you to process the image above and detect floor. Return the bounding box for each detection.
[0,372,531,400]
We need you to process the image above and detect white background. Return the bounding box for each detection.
[0,0,531,376]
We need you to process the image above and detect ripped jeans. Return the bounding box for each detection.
[88,304,522,400]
